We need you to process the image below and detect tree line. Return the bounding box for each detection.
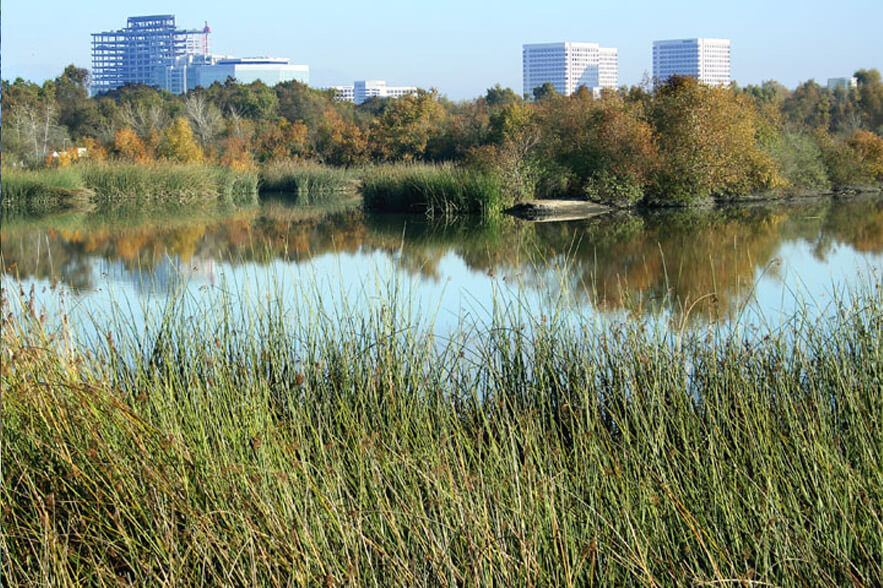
[3,65,883,205]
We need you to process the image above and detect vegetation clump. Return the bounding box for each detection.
[259,161,358,202]
[362,164,508,216]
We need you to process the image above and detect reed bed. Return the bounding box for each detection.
[362,164,509,216]
[80,162,258,203]
[1,275,881,586]
[259,161,358,203]
[0,167,92,212]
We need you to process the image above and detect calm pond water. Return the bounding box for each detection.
[2,194,881,336]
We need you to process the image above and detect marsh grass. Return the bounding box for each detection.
[362,163,509,216]
[80,162,258,203]
[1,273,881,586]
[259,162,358,203]
[0,167,93,215]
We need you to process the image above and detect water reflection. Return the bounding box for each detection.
[2,195,882,323]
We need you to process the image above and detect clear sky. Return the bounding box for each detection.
[3,0,882,100]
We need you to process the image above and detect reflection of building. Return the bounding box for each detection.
[522,42,619,97]
[827,77,858,91]
[652,38,731,87]
[331,80,418,104]
[91,15,210,95]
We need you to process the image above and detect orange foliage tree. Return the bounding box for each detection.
[114,127,151,162]
[315,110,368,166]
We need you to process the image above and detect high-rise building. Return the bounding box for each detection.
[91,15,210,95]
[652,38,731,87]
[522,42,619,98]
[331,80,418,104]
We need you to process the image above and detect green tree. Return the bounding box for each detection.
[531,82,558,102]
[854,69,883,132]
[782,80,832,129]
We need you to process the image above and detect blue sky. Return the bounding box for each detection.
[3,0,882,99]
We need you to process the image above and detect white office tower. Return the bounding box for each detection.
[522,42,619,98]
[652,38,731,87]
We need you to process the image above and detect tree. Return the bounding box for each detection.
[538,92,658,204]
[854,69,883,132]
[782,80,831,129]
[485,84,520,109]
[1,78,67,164]
[650,76,781,203]
[114,127,150,162]
[532,82,558,102]
[185,94,222,145]
[369,90,445,161]
[53,65,102,139]
[316,110,368,166]
[162,118,203,163]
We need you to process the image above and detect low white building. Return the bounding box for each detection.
[652,38,731,87]
[165,55,309,94]
[331,80,418,104]
[522,42,619,98]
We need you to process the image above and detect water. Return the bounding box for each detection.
[2,194,881,337]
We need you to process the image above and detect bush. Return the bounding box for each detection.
[583,170,645,207]
[768,132,831,193]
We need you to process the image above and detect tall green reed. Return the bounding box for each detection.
[1,271,880,586]
[361,163,509,217]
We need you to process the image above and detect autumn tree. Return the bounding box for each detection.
[252,119,311,162]
[369,90,445,161]
[649,76,781,203]
[161,118,203,163]
[538,91,658,204]
[114,127,150,162]
[315,110,368,166]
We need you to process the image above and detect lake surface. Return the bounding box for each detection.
[2,194,881,336]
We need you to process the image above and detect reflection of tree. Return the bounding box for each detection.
[819,197,883,253]
[2,196,881,322]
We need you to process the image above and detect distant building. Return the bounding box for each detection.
[331,80,418,104]
[652,38,731,87]
[92,15,308,95]
[827,77,858,91]
[91,15,210,95]
[522,42,619,98]
[177,57,309,92]
[332,85,355,103]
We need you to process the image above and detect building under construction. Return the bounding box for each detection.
[91,15,210,95]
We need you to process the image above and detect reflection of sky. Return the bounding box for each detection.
[745,241,880,328]
[3,233,881,343]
